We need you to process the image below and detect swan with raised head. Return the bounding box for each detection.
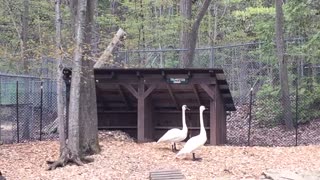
[176,105,207,161]
[157,104,190,151]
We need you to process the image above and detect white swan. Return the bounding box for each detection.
[157,104,190,151]
[176,105,207,161]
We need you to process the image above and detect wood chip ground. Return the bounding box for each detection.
[0,131,320,180]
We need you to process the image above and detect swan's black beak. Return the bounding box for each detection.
[186,107,190,110]
[205,107,208,110]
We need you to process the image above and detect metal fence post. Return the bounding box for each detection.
[247,87,253,146]
[295,62,299,146]
[0,78,1,143]
[16,81,19,143]
[210,47,215,68]
[40,81,43,141]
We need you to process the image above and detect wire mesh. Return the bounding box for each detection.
[0,39,319,147]
[0,76,58,144]
[112,40,320,147]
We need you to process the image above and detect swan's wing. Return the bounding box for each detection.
[157,128,183,143]
[176,135,206,156]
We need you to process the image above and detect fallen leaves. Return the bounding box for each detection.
[227,105,320,146]
[0,131,320,179]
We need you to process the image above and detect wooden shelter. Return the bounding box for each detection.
[63,68,236,145]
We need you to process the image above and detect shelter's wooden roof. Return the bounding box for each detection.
[93,68,236,111]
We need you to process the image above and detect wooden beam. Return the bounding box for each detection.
[216,73,226,80]
[150,169,185,180]
[222,93,232,98]
[137,79,153,142]
[137,81,145,142]
[98,110,136,113]
[96,86,109,109]
[219,84,229,89]
[95,77,216,85]
[192,84,202,106]
[217,88,227,144]
[200,84,215,100]
[166,84,180,110]
[117,84,132,109]
[143,84,157,99]
[210,99,219,145]
[98,126,137,129]
[121,83,138,98]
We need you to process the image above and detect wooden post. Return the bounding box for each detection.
[210,97,220,145]
[121,78,156,142]
[136,79,156,142]
[216,87,224,144]
[200,83,221,145]
[137,80,145,142]
[144,96,153,141]
[221,108,227,144]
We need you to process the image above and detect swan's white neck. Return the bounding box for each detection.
[199,109,206,135]
[182,108,187,132]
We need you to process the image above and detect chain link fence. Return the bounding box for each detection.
[0,74,57,144]
[1,39,319,147]
[113,38,320,146]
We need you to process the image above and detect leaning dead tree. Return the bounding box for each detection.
[94,28,127,68]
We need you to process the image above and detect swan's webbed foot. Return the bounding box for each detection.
[192,153,202,161]
[172,143,178,152]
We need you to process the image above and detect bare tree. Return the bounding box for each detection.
[55,0,67,155]
[47,0,97,170]
[275,0,293,130]
[79,0,100,155]
[179,0,212,68]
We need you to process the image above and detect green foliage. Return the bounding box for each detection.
[0,0,318,74]
[233,7,275,19]
[255,81,320,127]
[297,80,320,123]
[254,84,282,127]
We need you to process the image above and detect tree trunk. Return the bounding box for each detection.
[55,0,66,153]
[69,0,78,37]
[179,0,212,68]
[79,0,100,155]
[47,0,89,170]
[212,3,218,45]
[67,0,88,163]
[21,0,29,73]
[275,0,293,130]
[179,0,192,68]
[21,0,30,139]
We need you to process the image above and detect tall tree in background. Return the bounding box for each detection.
[275,0,293,130]
[21,0,29,73]
[179,0,212,68]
